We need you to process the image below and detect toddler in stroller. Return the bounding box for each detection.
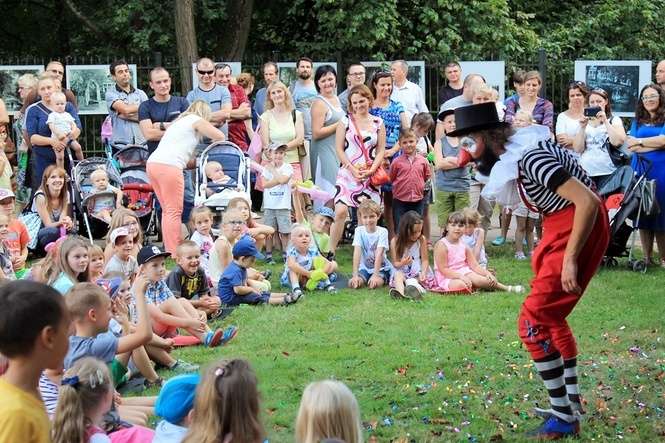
[88,168,123,223]
[204,161,242,196]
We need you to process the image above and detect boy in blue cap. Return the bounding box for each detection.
[153,373,200,443]
[218,235,298,306]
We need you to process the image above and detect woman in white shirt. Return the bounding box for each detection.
[555,81,588,149]
[572,87,630,195]
[147,100,225,253]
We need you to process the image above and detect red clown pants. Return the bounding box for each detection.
[518,202,610,360]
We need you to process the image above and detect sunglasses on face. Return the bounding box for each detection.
[198,69,214,76]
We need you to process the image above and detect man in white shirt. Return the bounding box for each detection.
[390,60,428,121]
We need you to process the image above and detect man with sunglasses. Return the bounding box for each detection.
[20,61,78,114]
[106,59,148,147]
[186,57,232,137]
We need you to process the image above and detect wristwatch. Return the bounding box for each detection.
[638,139,643,146]
[159,122,165,131]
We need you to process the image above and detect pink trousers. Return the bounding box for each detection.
[146,162,184,254]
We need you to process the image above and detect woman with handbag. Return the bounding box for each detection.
[329,85,387,252]
[625,83,665,268]
[571,87,630,196]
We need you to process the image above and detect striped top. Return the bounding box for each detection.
[518,139,593,214]
[38,372,59,418]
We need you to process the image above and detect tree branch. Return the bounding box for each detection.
[62,0,105,37]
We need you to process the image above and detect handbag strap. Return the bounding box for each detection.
[349,115,370,164]
[516,169,541,214]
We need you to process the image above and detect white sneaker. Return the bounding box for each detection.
[508,285,525,293]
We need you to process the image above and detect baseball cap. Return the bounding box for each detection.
[232,235,261,258]
[315,206,334,221]
[269,143,288,151]
[110,227,130,245]
[0,188,15,201]
[155,373,200,424]
[137,244,171,265]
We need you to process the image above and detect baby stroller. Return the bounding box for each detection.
[73,157,123,241]
[112,144,158,236]
[603,155,658,273]
[194,141,251,235]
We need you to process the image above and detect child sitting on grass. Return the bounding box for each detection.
[461,208,488,269]
[389,211,431,300]
[295,380,363,443]
[166,240,222,319]
[52,357,155,443]
[430,211,523,294]
[0,213,16,280]
[49,235,90,295]
[281,224,337,298]
[219,235,298,306]
[189,206,214,274]
[0,281,69,443]
[227,196,274,257]
[153,373,200,443]
[208,210,271,295]
[204,160,238,196]
[104,208,143,262]
[348,200,392,289]
[104,226,138,281]
[182,359,266,443]
[0,188,29,278]
[88,168,124,223]
[293,192,337,262]
[87,244,106,282]
[137,244,237,347]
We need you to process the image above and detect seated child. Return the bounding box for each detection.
[218,235,297,306]
[189,206,214,274]
[461,208,488,268]
[87,243,105,282]
[184,359,266,443]
[88,168,123,223]
[48,235,90,295]
[0,188,29,278]
[430,211,524,293]
[204,161,239,196]
[166,240,222,319]
[208,210,271,295]
[348,200,392,289]
[227,197,274,258]
[0,281,69,443]
[104,226,138,281]
[137,244,237,347]
[0,214,16,280]
[52,357,155,443]
[293,193,336,261]
[103,208,143,262]
[153,373,200,443]
[46,91,84,168]
[281,224,337,297]
[389,211,431,300]
[261,143,293,262]
[295,380,363,443]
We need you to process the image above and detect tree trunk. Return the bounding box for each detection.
[216,0,254,61]
[174,0,198,94]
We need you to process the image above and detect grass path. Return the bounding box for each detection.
[162,245,665,442]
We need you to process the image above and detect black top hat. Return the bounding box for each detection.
[447,102,509,137]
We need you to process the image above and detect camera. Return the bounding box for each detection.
[584,107,602,118]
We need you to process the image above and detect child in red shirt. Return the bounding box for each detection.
[0,189,29,278]
[389,128,431,230]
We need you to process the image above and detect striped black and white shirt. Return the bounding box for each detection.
[518,139,593,214]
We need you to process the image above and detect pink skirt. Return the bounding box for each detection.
[426,266,473,294]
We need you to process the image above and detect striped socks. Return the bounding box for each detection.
[564,357,584,413]
[533,352,576,423]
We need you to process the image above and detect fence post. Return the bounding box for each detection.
[538,48,547,99]
[154,51,163,67]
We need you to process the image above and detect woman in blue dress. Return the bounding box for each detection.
[369,71,409,238]
[626,83,665,267]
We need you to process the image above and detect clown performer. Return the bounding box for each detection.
[450,102,609,439]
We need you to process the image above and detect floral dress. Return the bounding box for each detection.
[334,115,383,207]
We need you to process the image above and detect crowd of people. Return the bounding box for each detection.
[0,55,664,442]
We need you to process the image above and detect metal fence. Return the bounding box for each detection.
[2,50,580,156]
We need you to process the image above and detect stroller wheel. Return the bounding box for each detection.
[632,260,647,273]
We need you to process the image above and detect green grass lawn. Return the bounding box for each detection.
[161,244,665,442]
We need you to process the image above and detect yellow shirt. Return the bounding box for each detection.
[0,378,50,443]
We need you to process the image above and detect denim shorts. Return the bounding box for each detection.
[358,268,391,284]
